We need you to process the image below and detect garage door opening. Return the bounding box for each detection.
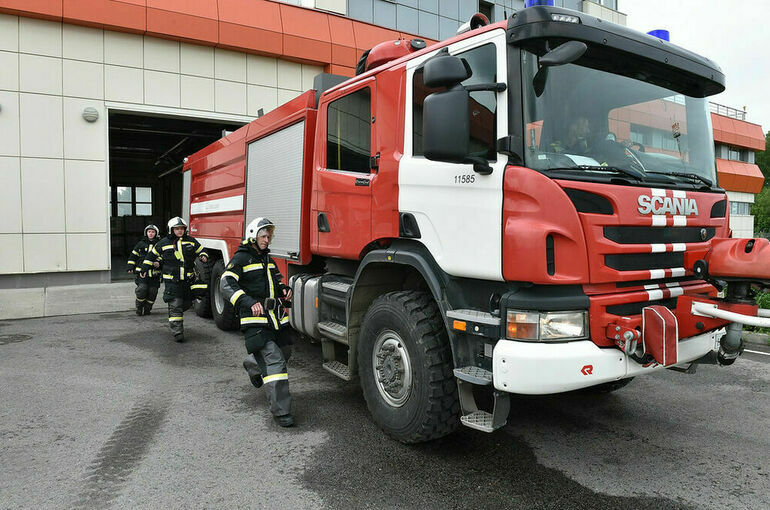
[109,112,244,281]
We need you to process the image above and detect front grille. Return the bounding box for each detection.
[604,226,715,244]
[606,298,678,316]
[605,252,684,271]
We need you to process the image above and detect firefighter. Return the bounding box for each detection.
[143,217,208,342]
[127,224,161,315]
[220,217,295,427]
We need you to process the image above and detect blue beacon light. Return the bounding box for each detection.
[525,0,556,7]
[647,29,670,41]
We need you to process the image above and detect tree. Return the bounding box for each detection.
[752,131,770,236]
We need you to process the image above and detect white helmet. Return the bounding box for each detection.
[144,224,159,237]
[167,216,188,234]
[244,217,275,243]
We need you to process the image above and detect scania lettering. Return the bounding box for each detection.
[183,6,770,442]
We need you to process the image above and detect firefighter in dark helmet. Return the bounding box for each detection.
[143,217,208,342]
[127,224,161,315]
[220,217,295,427]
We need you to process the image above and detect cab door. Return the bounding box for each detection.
[312,79,376,259]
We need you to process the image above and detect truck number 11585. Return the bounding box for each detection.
[454,174,476,184]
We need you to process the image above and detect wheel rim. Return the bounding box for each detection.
[214,276,225,314]
[372,329,412,408]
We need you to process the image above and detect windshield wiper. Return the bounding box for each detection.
[645,171,713,188]
[575,165,645,181]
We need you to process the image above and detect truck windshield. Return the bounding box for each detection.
[521,49,717,188]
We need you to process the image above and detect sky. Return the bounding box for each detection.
[620,0,770,132]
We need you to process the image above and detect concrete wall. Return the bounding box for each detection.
[0,13,322,279]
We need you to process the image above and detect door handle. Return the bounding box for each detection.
[317,212,330,232]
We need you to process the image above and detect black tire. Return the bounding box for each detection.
[211,259,239,331]
[358,291,460,443]
[582,377,634,394]
[193,257,213,318]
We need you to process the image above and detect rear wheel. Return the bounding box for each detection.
[193,257,213,318]
[211,259,239,331]
[358,291,459,443]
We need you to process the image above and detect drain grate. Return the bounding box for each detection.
[0,334,32,345]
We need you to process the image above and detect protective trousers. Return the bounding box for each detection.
[245,328,292,417]
[135,282,159,314]
[167,297,190,339]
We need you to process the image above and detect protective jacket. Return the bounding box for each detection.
[143,233,208,300]
[221,243,290,330]
[127,236,161,285]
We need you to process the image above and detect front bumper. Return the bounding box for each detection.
[492,328,725,395]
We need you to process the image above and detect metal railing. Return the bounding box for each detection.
[710,102,747,120]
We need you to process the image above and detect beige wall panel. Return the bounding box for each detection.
[215,80,247,115]
[19,54,62,95]
[105,65,144,103]
[181,75,215,111]
[0,157,22,233]
[0,91,20,156]
[19,93,63,158]
[63,98,106,161]
[66,233,108,271]
[301,64,323,91]
[0,234,24,273]
[63,24,104,63]
[23,233,66,272]
[214,48,247,82]
[0,14,19,52]
[21,158,65,233]
[247,84,278,116]
[104,31,143,68]
[64,160,107,233]
[63,60,104,99]
[144,70,180,107]
[277,88,301,105]
[277,60,303,91]
[315,0,346,14]
[144,37,180,73]
[0,50,19,91]
[180,43,214,78]
[19,17,61,57]
[247,54,277,87]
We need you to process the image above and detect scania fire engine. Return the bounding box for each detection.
[183,5,770,442]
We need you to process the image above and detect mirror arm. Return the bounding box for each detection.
[465,156,493,175]
[465,82,507,93]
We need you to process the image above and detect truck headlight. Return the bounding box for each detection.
[506,310,588,341]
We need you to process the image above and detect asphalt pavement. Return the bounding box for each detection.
[1,311,768,509]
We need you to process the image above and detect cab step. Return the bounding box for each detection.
[323,360,351,381]
[318,321,348,344]
[460,410,498,432]
[454,366,492,385]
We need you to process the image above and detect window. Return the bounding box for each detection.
[479,1,493,22]
[326,87,371,172]
[113,185,152,216]
[116,186,133,217]
[413,43,497,159]
[730,201,751,216]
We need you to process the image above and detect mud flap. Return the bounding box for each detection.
[642,305,678,366]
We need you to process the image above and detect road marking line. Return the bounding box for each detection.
[744,349,770,356]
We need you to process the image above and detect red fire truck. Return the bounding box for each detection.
[183,5,770,442]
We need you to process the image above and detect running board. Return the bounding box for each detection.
[323,360,351,381]
[318,321,348,344]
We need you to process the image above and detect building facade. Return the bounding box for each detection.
[0,0,761,291]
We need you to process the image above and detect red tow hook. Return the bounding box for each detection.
[605,323,641,355]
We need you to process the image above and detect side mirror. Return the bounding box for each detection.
[533,40,588,97]
[424,54,471,88]
[423,88,469,163]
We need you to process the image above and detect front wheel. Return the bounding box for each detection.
[358,291,459,443]
[211,259,239,331]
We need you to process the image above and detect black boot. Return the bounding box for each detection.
[174,332,185,343]
[135,300,143,315]
[243,354,263,388]
[274,414,295,427]
[143,304,152,315]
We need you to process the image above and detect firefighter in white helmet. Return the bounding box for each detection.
[220,217,295,427]
[143,217,208,342]
[127,224,161,315]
